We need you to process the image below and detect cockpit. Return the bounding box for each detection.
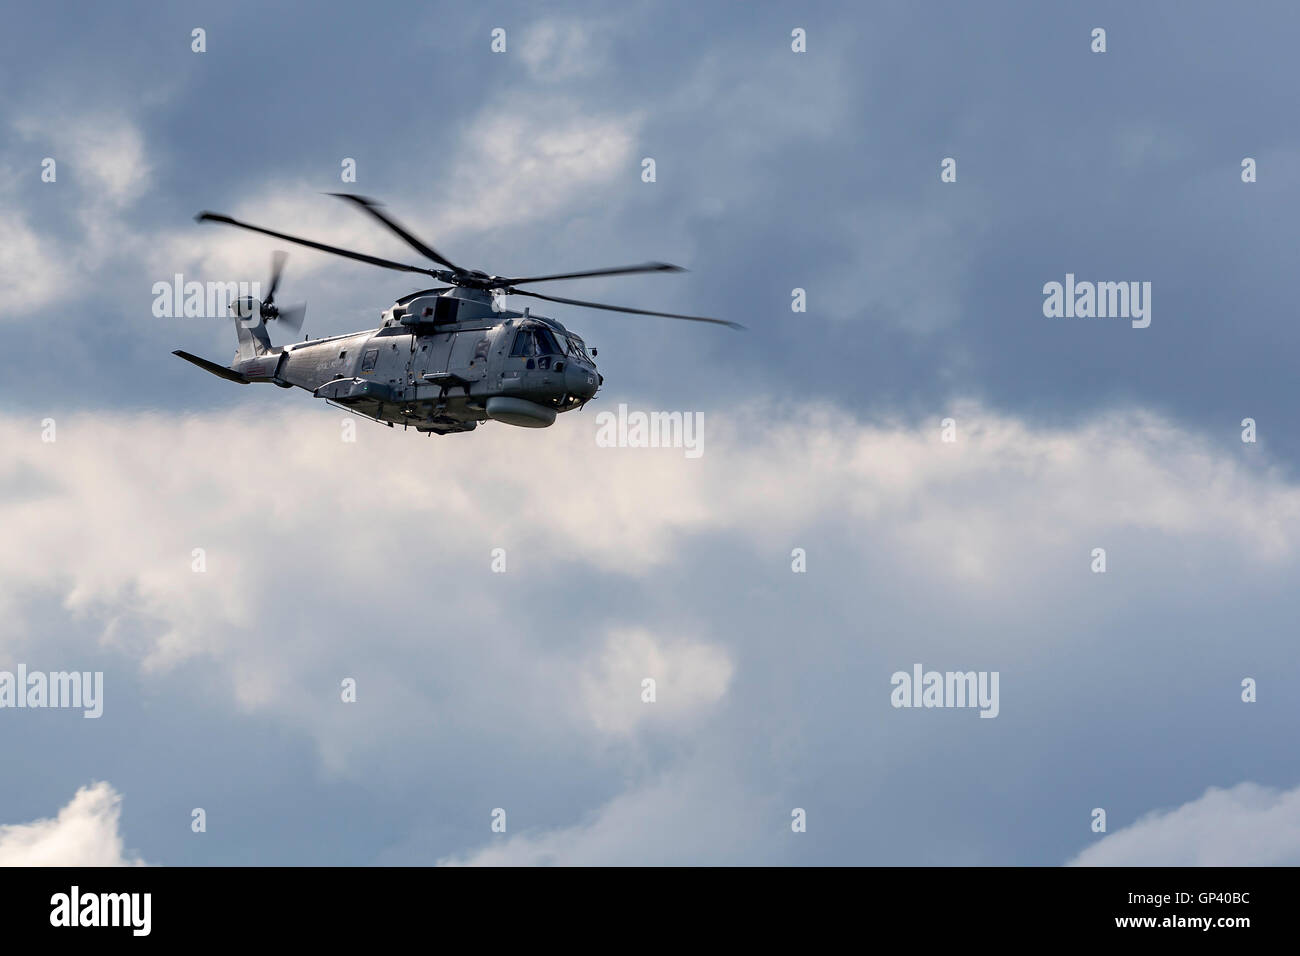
[504,321,602,408]
[510,324,594,368]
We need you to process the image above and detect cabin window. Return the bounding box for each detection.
[511,327,564,357]
[566,337,592,363]
[361,349,379,372]
[428,297,458,324]
[534,328,563,355]
[511,330,538,357]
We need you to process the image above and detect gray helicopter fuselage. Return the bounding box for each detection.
[179,193,735,429]
[231,287,600,434]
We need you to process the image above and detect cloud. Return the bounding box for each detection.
[0,782,146,866]
[2,399,1296,676]
[1068,782,1300,866]
[1,90,641,326]
[579,628,732,735]
[518,19,607,81]
[148,182,406,294]
[3,0,1299,869]
[140,99,642,316]
[12,112,151,207]
[429,96,641,240]
[2,397,1296,794]
[0,202,63,313]
[0,113,153,320]
[437,764,776,866]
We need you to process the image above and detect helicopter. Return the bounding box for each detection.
[173,193,743,435]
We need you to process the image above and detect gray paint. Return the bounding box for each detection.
[186,288,601,435]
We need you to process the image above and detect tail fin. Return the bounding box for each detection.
[236,318,273,361]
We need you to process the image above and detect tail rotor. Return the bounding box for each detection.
[258,250,307,332]
[230,251,307,333]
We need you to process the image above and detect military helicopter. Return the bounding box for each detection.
[173,193,742,435]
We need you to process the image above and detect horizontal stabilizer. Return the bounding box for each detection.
[172,350,250,384]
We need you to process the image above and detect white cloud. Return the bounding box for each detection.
[136,100,641,319]
[12,112,151,207]
[2,400,1296,673]
[0,201,63,312]
[0,782,147,866]
[0,113,152,321]
[518,19,606,81]
[148,182,404,294]
[0,112,153,321]
[437,764,775,866]
[2,398,1297,788]
[1069,781,1300,866]
[579,628,732,735]
[1,92,641,325]
[430,97,640,240]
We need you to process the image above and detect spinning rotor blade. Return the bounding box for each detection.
[509,289,744,330]
[327,193,464,273]
[195,212,444,278]
[501,262,685,286]
[265,250,287,305]
[196,196,735,328]
[276,303,307,332]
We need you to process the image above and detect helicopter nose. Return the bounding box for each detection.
[565,364,600,399]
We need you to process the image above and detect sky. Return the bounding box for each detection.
[1,0,1299,866]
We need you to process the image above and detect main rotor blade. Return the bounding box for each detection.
[510,289,744,330]
[327,193,464,273]
[502,262,685,286]
[194,212,443,278]
[265,250,287,305]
